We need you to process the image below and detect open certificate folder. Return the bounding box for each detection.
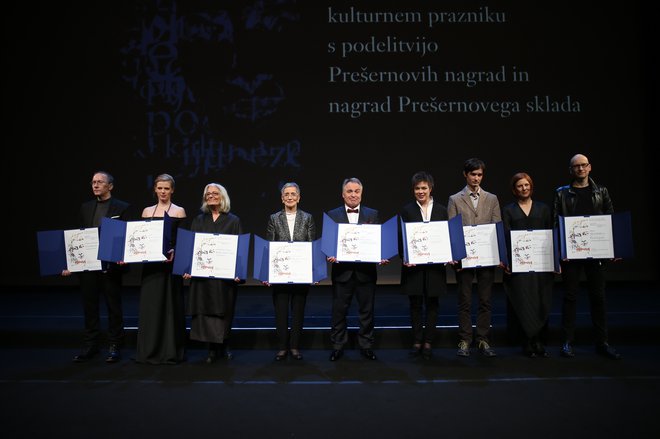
[460,222,507,269]
[253,237,327,283]
[173,229,250,280]
[558,212,633,260]
[510,229,559,273]
[97,216,171,263]
[37,228,103,275]
[321,214,398,262]
[401,216,466,264]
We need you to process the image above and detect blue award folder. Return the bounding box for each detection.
[173,229,251,279]
[37,230,67,276]
[558,212,633,260]
[253,236,328,283]
[98,214,172,263]
[321,214,398,261]
[37,228,103,276]
[400,215,467,263]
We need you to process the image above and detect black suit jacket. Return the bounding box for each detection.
[79,197,132,228]
[325,205,379,283]
[398,201,449,296]
[79,197,132,272]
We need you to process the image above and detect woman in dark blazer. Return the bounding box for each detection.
[265,182,316,361]
[399,171,449,360]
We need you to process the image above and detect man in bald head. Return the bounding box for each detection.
[553,154,621,360]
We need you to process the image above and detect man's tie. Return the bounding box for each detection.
[347,208,359,214]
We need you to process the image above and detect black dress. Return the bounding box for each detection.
[135,217,186,364]
[186,212,243,344]
[502,201,554,349]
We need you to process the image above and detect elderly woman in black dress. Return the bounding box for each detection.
[183,183,243,363]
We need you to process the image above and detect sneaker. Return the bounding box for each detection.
[457,340,470,357]
[560,342,575,358]
[478,340,496,357]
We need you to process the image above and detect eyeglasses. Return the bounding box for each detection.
[571,163,590,170]
[90,180,109,186]
[205,192,221,198]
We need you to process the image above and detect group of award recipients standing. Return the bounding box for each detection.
[66,153,622,365]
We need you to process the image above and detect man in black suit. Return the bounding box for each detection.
[63,171,132,363]
[325,178,387,361]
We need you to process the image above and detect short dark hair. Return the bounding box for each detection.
[463,158,485,173]
[411,171,434,191]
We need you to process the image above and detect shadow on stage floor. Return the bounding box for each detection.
[1,281,659,438]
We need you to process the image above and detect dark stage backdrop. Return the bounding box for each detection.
[2,1,656,286]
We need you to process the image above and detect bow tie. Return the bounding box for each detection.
[347,208,359,214]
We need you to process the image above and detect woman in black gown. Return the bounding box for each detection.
[183,183,243,363]
[502,172,554,357]
[135,173,187,364]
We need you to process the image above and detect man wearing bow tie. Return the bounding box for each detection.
[325,178,387,361]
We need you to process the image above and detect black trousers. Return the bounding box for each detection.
[409,295,439,345]
[79,270,124,347]
[560,260,608,344]
[330,274,376,350]
[272,285,308,350]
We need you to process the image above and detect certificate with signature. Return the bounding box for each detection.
[253,237,327,283]
[98,216,171,263]
[190,233,239,279]
[403,221,453,264]
[461,224,501,268]
[335,223,382,263]
[510,229,555,272]
[63,228,103,272]
[562,215,614,259]
[123,220,168,263]
[267,241,313,283]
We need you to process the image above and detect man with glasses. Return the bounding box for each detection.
[554,154,621,360]
[63,171,132,363]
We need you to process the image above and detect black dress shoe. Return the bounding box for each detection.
[105,344,121,363]
[421,347,432,360]
[290,350,303,360]
[360,349,377,360]
[73,346,99,363]
[524,348,537,358]
[409,345,422,358]
[560,342,575,358]
[534,343,550,358]
[596,343,621,360]
[275,350,288,361]
[329,349,343,361]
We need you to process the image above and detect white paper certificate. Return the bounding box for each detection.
[564,215,614,259]
[404,221,453,264]
[190,233,238,279]
[123,220,167,263]
[510,230,555,273]
[63,228,102,272]
[461,224,500,268]
[336,223,381,263]
[268,241,313,284]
